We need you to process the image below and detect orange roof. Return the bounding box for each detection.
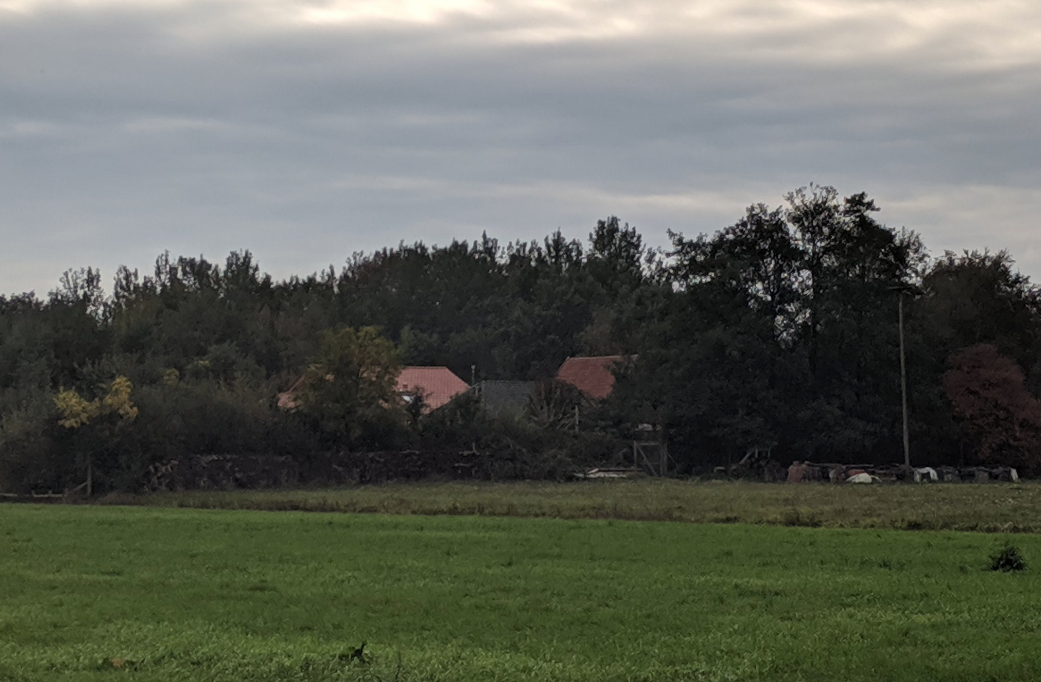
[278,366,469,413]
[396,366,470,412]
[277,375,307,410]
[556,355,623,400]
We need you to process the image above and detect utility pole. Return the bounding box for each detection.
[898,292,911,475]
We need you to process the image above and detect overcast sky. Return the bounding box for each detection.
[2,0,1040,297]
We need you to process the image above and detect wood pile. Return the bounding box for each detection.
[143,450,487,491]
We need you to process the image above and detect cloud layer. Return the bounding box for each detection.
[2,0,1040,295]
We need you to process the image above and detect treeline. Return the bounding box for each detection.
[2,184,1041,492]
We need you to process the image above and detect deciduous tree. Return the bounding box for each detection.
[944,344,1041,473]
[296,327,406,448]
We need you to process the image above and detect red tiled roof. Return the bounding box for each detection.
[277,375,307,410]
[278,366,469,413]
[556,355,624,400]
[396,366,470,412]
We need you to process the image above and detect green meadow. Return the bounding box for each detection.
[3,503,1041,681]
[103,479,1041,532]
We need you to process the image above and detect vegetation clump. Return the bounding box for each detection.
[989,541,1027,572]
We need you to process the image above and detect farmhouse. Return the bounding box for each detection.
[277,365,469,414]
[397,366,469,413]
[555,355,624,401]
[474,380,536,417]
[276,375,308,410]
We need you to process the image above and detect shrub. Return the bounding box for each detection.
[0,397,67,493]
[989,541,1027,572]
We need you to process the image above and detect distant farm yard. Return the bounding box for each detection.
[4,499,1041,681]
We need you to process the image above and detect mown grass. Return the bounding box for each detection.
[99,479,1041,533]
[4,504,1041,681]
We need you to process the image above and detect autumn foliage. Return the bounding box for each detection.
[54,376,139,429]
[944,344,1041,473]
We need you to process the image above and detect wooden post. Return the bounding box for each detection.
[86,457,93,498]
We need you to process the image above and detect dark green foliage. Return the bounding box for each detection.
[295,326,408,450]
[4,189,1041,491]
[418,392,624,480]
[0,394,67,493]
[990,541,1027,572]
[627,186,927,470]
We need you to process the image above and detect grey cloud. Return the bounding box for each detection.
[2,0,1040,295]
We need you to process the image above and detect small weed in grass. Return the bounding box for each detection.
[898,517,925,531]
[97,657,137,671]
[990,541,1027,572]
[780,507,822,528]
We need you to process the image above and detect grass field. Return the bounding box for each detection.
[3,503,1041,681]
[100,479,1041,532]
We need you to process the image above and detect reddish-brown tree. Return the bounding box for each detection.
[944,344,1041,473]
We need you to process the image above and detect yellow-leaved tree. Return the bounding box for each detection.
[54,376,138,495]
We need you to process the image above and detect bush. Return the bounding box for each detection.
[0,397,67,493]
[415,393,627,481]
[989,541,1027,572]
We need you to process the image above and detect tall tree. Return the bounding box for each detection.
[944,344,1041,473]
[296,327,406,449]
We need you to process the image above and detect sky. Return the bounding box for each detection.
[2,0,1040,297]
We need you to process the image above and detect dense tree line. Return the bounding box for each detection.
[2,185,1040,492]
